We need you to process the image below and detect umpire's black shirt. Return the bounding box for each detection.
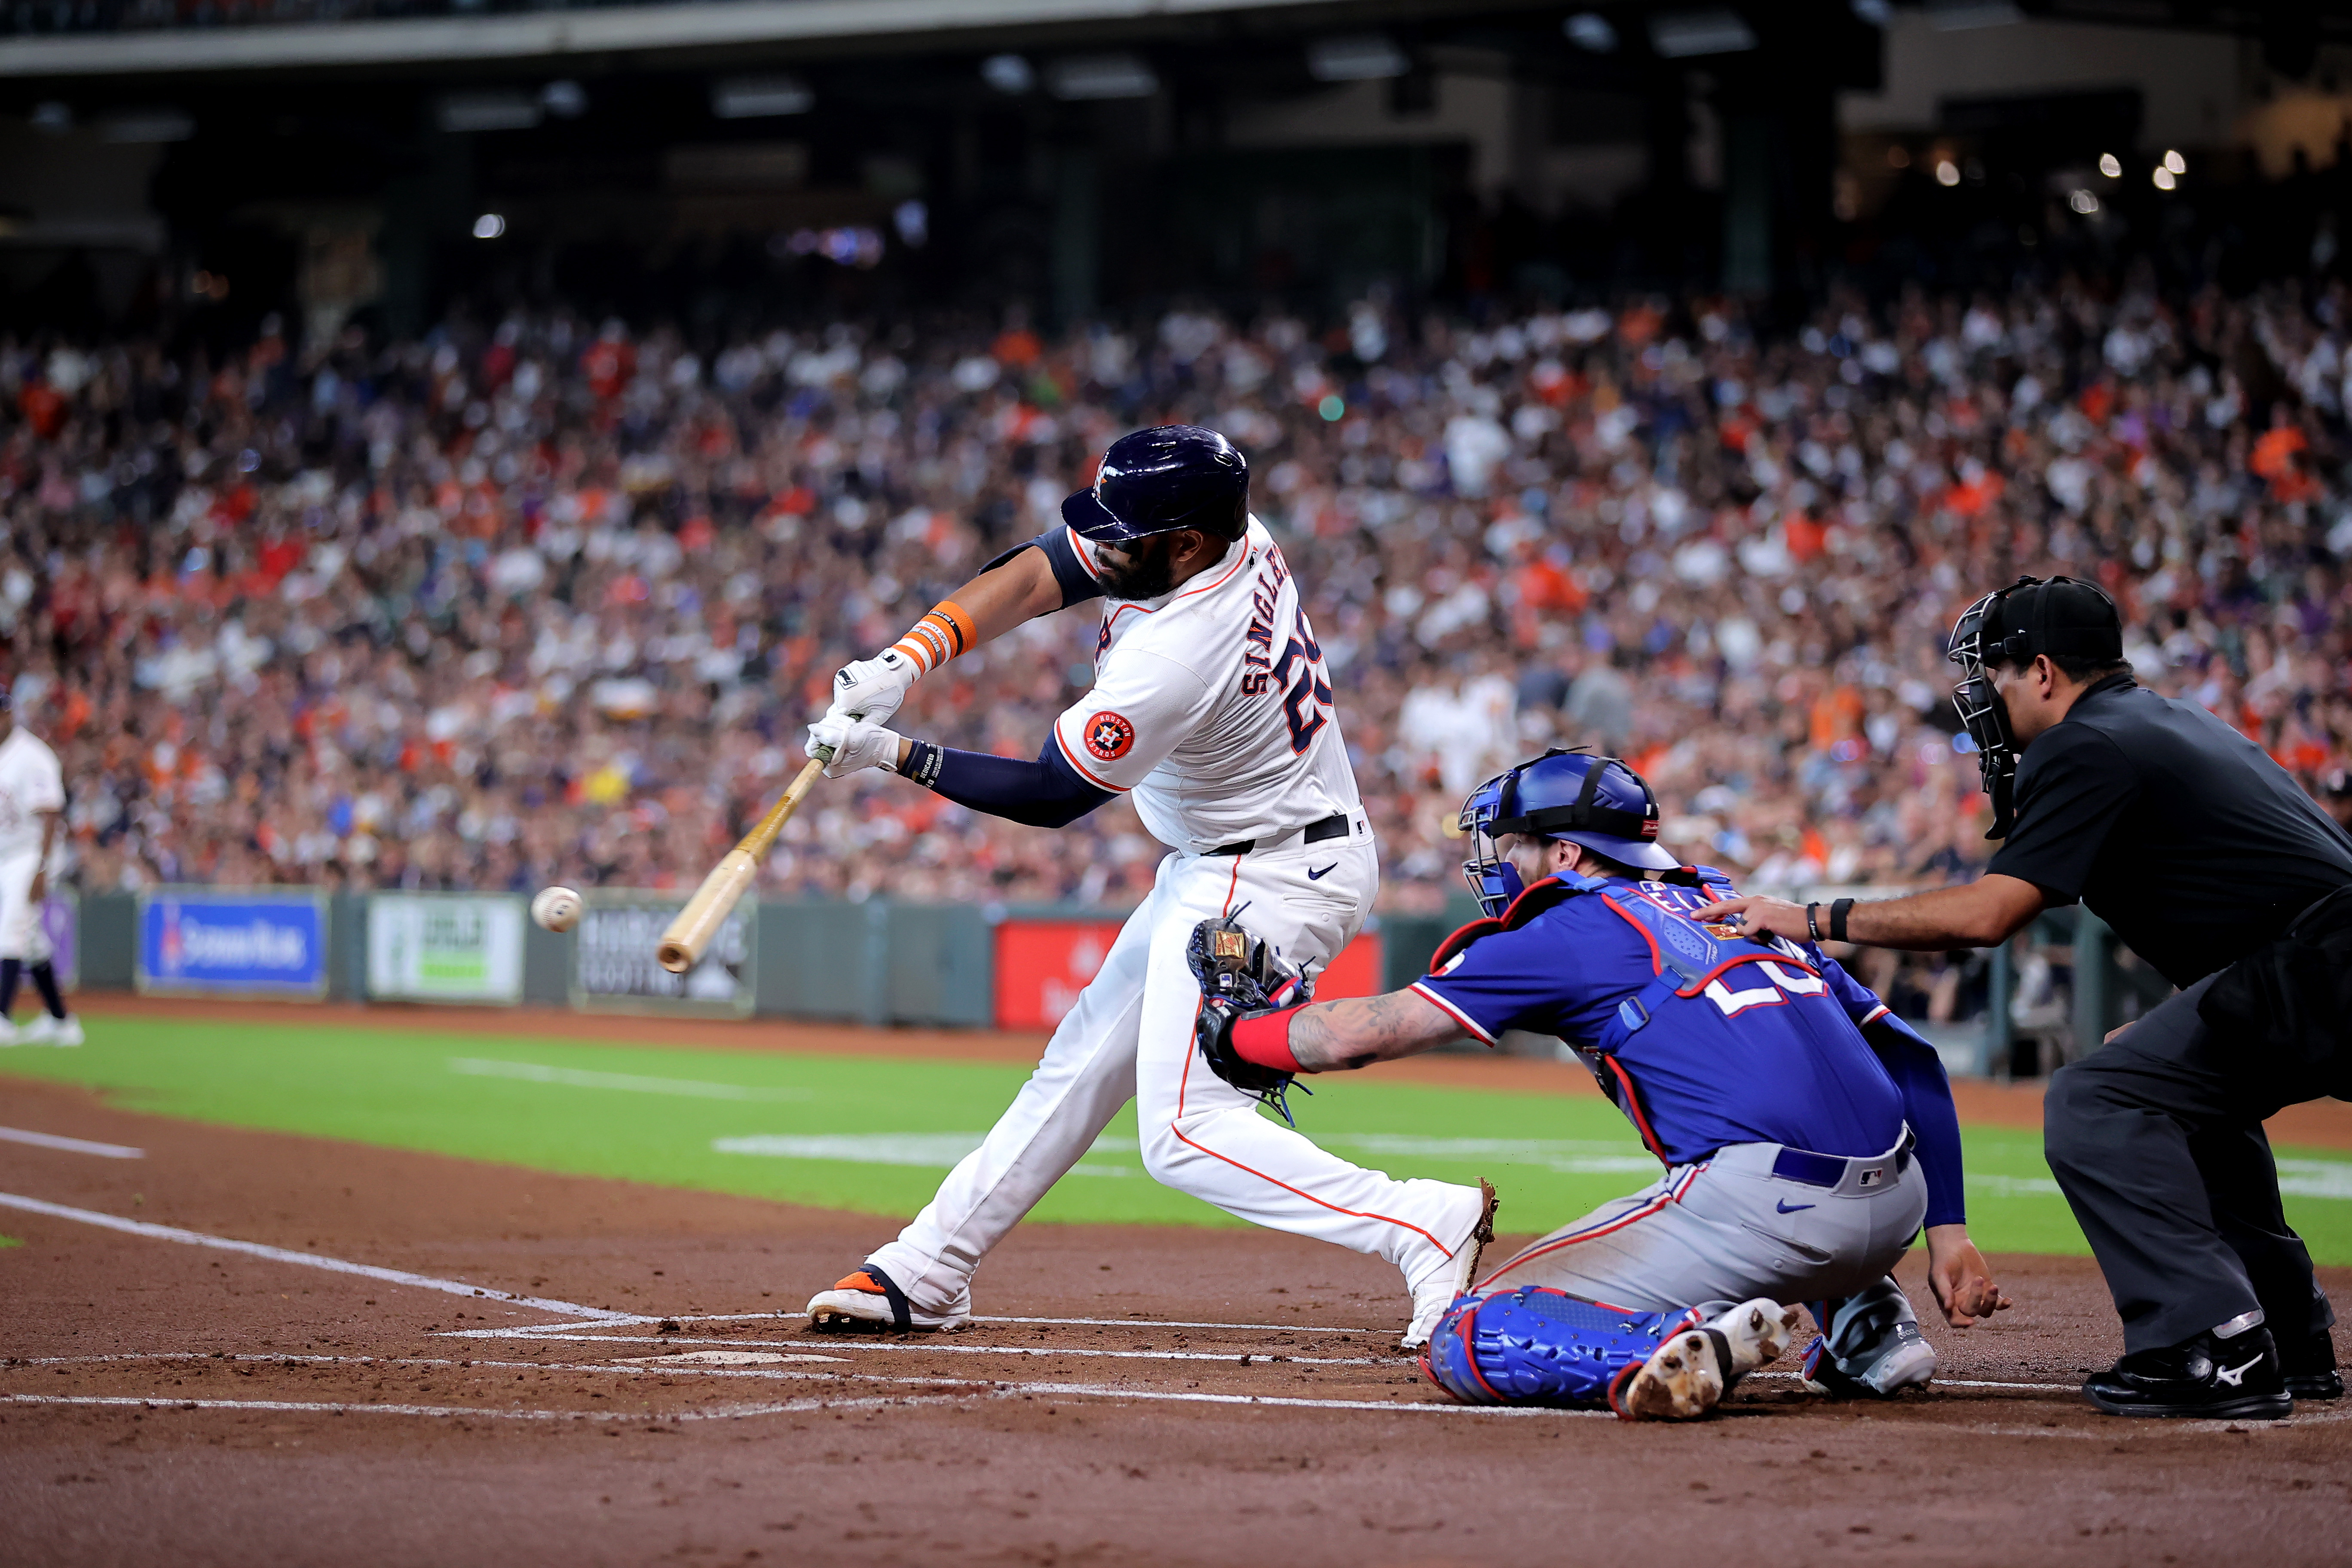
[1986,673,2352,988]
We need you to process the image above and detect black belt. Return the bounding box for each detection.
[1770,1128,1914,1190]
[1209,812,1350,858]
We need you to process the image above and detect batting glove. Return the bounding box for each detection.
[806,714,906,780]
[823,649,919,727]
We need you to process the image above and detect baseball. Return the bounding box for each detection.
[530,885,583,933]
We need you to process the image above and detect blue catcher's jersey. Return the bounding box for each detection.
[1412,870,1905,1167]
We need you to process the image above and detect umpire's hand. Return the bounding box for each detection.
[1693,894,1812,942]
[1925,1224,2013,1328]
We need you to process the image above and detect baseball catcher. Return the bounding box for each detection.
[1191,748,2009,1418]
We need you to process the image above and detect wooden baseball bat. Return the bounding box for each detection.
[655,745,832,974]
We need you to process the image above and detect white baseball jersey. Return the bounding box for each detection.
[0,726,64,858]
[1049,518,1362,853]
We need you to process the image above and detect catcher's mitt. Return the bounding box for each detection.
[1185,915,1314,1126]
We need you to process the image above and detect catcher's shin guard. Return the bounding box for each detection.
[1418,1286,1703,1408]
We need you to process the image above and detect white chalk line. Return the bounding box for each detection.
[0,1127,143,1159]
[422,1331,1390,1367]
[3,1393,951,1422]
[449,1312,1396,1340]
[2,1350,1604,1421]
[40,1351,2337,1431]
[447,1057,812,1102]
[0,1192,628,1321]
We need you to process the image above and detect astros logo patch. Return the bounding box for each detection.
[1083,710,1136,762]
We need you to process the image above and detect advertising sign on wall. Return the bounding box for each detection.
[570,892,755,1017]
[366,893,525,1004]
[136,888,328,997]
[993,918,1381,1032]
[39,893,75,990]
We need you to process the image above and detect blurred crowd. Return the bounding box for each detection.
[5,274,2351,998]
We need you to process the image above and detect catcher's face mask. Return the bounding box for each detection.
[1457,772,1524,919]
[1947,574,2122,839]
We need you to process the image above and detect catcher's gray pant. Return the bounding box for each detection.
[1473,1131,1929,1371]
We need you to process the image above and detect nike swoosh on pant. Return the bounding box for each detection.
[1775,1199,1816,1213]
[1306,864,1337,880]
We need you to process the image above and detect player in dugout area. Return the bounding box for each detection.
[1700,576,2352,1422]
[1188,746,2009,1418]
[795,425,1498,1351]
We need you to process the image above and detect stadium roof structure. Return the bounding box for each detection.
[0,0,1518,78]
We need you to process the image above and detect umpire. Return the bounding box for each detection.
[1700,575,2352,1420]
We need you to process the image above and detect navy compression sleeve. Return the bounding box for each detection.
[977,527,1104,607]
[1861,1015,1966,1229]
[907,734,1115,829]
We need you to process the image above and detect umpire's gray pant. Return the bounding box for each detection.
[2045,974,2335,1354]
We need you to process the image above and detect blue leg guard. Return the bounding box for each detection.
[1420,1287,1703,1408]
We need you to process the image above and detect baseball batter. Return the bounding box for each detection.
[1190,748,2011,1413]
[799,426,1494,1348]
[0,687,77,1046]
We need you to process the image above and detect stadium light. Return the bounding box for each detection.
[1563,12,1618,52]
[30,101,71,134]
[2153,167,2177,192]
[1047,55,1158,100]
[712,76,812,119]
[1935,159,1960,187]
[540,80,586,119]
[439,92,541,134]
[2069,189,2099,215]
[1307,35,1409,82]
[2163,149,2186,175]
[98,107,193,144]
[980,54,1034,94]
[2098,153,2122,178]
[473,213,506,240]
[1648,10,1758,58]
[1850,0,1891,23]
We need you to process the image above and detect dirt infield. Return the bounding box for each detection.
[3,1072,2350,1567]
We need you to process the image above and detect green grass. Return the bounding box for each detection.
[6,1014,2352,1261]
[0,1234,18,1248]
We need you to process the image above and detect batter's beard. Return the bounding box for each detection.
[1095,534,1182,600]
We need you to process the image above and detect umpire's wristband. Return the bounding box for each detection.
[900,738,945,788]
[1229,1006,1305,1073]
[1830,898,1855,943]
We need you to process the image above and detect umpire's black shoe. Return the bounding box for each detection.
[2278,1332,2343,1401]
[2083,1327,2292,1420]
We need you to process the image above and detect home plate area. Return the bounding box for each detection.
[3,1087,2351,1566]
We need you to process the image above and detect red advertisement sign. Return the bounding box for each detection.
[993,919,1384,1032]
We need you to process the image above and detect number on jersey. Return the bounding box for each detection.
[1270,615,1333,753]
[1703,960,1828,1017]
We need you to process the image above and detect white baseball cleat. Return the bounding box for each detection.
[1613,1328,1727,1421]
[19,1014,80,1047]
[1399,1178,1498,1353]
[1802,1320,1938,1397]
[1710,1297,1805,1378]
[806,1266,971,1334]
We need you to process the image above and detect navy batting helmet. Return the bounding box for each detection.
[1458,748,1675,916]
[1063,425,1249,544]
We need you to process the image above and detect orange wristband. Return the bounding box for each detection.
[890,600,977,674]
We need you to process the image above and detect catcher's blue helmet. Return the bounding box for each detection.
[1458,748,1675,916]
[1063,425,1249,544]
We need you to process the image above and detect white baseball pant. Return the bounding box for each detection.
[867,822,1487,1313]
[0,848,52,963]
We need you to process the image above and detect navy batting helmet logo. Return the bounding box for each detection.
[1083,711,1136,762]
